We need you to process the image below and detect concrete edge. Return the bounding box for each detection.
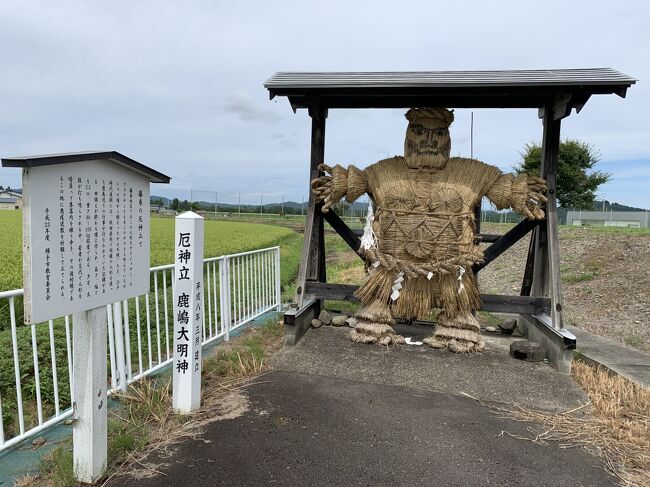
[518,314,575,374]
[283,298,318,345]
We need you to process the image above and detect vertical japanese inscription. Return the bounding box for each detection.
[172,213,204,413]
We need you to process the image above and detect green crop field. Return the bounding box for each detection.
[0,211,297,292]
[0,210,303,440]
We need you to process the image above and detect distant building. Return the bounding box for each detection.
[566,210,649,228]
[0,190,22,210]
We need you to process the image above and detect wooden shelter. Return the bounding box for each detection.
[265,68,636,371]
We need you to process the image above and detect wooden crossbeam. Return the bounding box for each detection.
[472,219,542,274]
[304,281,550,315]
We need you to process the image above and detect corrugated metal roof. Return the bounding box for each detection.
[265,68,636,89]
[265,68,636,111]
[1,151,171,184]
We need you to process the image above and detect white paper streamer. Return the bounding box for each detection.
[457,266,466,294]
[391,271,405,301]
[360,201,378,251]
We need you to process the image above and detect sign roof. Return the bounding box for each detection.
[2,151,171,183]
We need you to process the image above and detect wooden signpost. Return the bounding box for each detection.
[2,151,170,483]
[172,212,204,413]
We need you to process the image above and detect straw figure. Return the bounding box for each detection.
[311,108,547,353]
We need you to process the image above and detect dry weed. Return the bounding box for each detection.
[484,362,649,486]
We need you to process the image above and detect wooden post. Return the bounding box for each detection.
[520,233,536,296]
[173,212,204,413]
[295,102,327,308]
[72,306,108,483]
[531,102,564,329]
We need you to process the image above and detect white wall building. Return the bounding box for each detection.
[0,189,22,210]
[566,210,649,228]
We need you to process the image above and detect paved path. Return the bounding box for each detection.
[569,325,650,386]
[111,325,616,486]
[271,323,588,411]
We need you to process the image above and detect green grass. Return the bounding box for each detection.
[624,335,644,348]
[0,211,22,293]
[572,225,650,236]
[37,444,75,487]
[562,271,596,283]
[477,311,503,328]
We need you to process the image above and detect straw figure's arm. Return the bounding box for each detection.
[311,163,368,213]
[485,172,548,220]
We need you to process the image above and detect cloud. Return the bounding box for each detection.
[0,0,648,207]
[223,91,280,123]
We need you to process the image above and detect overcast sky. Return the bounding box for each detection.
[0,0,648,208]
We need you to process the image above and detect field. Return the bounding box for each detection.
[0,211,297,292]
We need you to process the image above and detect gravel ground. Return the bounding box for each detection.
[478,223,650,352]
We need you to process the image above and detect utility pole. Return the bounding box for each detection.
[470,111,474,159]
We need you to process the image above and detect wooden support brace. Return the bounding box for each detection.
[520,231,537,296]
[473,219,542,274]
[323,209,361,254]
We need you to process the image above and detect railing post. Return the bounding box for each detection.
[106,305,117,391]
[219,256,232,341]
[111,302,128,393]
[226,256,232,341]
[275,247,282,311]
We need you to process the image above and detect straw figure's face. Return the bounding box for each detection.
[404,108,454,170]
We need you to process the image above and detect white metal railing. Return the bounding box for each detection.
[0,246,281,452]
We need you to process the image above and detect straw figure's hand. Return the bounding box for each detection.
[311,163,345,213]
[512,174,547,220]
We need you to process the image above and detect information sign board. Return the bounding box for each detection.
[21,159,151,323]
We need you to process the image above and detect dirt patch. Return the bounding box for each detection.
[479,224,650,352]
[326,250,359,265]
[210,391,250,421]
[336,266,366,284]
